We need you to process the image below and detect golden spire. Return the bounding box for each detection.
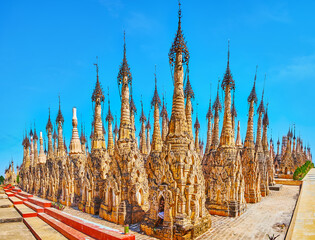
[210,79,222,150]
[106,88,114,155]
[244,66,258,149]
[219,41,235,147]
[151,66,162,152]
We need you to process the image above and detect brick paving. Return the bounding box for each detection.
[64,185,299,240]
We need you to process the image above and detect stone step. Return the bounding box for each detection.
[38,213,96,240]
[9,196,23,205]
[15,204,37,218]
[24,201,44,213]
[15,194,28,202]
[45,207,135,240]
[0,194,8,199]
[28,197,51,208]
[0,199,13,208]
[18,192,33,198]
[0,221,36,239]
[0,206,23,223]
[24,216,68,240]
[7,192,16,197]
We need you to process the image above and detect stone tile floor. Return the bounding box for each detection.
[64,185,299,240]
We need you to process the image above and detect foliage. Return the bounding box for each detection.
[293,161,314,180]
[0,175,4,185]
[51,202,65,211]
[16,175,19,184]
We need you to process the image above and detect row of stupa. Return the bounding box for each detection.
[16,2,311,240]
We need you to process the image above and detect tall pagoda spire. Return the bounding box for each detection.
[244,66,258,149]
[160,95,169,142]
[262,103,269,152]
[205,85,213,155]
[140,100,147,154]
[210,79,222,150]
[130,83,137,140]
[56,96,65,156]
[70,108,82,154]
[113,115,119,146]
[184,68,194,140]
[231,89,237,139]
[33,123,38,165]
[46,107,53,158]
[151,66,162,152]
[194,112,200,153]
[38,132,46,164]
[118,32,133,143]
[106,89,114,155]
[219,40,235,147]
[146,113,151,153]
[167,0,189,141]
[256,77,265,151]
[91,57,106,150]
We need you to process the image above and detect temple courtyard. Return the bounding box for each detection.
[62,185,299,240]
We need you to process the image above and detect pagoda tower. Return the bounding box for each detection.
[184,69,194,140]
[256,87,269,197]
[204,91,213,155]
[263,106,274,186]
[140,101,147,154]
[70,108,82,154]
[194,115,200,154]
[210,80,222,150]
[146,116,151,153]
[106,94,114,156]
[150,69,162,152]
[56,97,65,157]
[160,96,169,142]
[99,32,149,225]
[242,67,261,203]
[130,87,137,140]
[141,3,211,239]
[46,108,54,158]
[203,42,246,217]
[91,61,106,150]
[33,127,38,165]
[38,132,47,163]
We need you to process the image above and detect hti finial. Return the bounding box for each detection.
[227,39,230,67]
[58,95,61,110]
[107,87,110,105]
[178,0,182,22]
[262,73,266,99]
[94,56,99,79]
[154,65,157,87]
[217,77,220,92]
[123,31,126,55]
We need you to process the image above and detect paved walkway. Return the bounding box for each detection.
[65,185,299,240]
[289,168,315,239]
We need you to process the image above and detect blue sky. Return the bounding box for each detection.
[0,0,314,175]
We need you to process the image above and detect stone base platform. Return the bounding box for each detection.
[0,207,23,223]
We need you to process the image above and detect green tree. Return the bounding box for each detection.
[16,175,19,184]
[0,175,4,185]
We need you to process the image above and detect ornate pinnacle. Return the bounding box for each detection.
[30,128,33,137]
[140,99,147,123]
[33,123,38,140]
[212,79,222,112]
[113,115,119,135]
[257,74,266,114]
[92,57,105,102]
[248,66,258,104]
[80,124,86,143]
[184,68,194,99]
[222,40,235,90]
[168,0,189,66]
[146,113,151,130]
[106,88,114,122]
[194,115,200,130]
[151,66,161,108]
[46,107,53,132]
[160,95,168,119]
[130,83,137,113]
[53,128,57,140]
[231,89,237,118]
[206,84,213,119]
[263,103,269,126]
[117,31,132,85]
[56,95,64,124]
